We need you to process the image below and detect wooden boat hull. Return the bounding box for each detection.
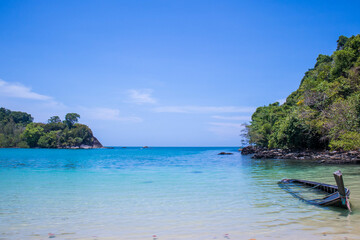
[278,178,351,209]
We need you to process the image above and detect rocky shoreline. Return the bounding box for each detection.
[60,137,103,149]
[241,146,360,164]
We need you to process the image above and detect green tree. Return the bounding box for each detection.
[329,131,360,151]
[64,113,80,128]
[331,49,356,77]
[21,123,44,148]
[38,131,58,148]
[48,116,61,124]
[336,35,348,51]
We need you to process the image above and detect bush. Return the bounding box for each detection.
[21,123,45,148]
[37,131,58,148]
[329,131,360,151]
[17,141,29,148]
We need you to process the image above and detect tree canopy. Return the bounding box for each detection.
[0,108,33,147]
[0,109,99,148]
[246,34,360,151]
[48,116,61,124]
[64,113,80,128]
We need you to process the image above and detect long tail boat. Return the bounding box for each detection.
[278,170,351,211]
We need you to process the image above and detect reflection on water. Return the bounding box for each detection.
[0,147,359,239]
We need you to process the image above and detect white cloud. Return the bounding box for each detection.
[80,107,143,122]
[153,106,256,113]
[211,115,251,121]
[127,89,157,104]
[0,79,52,101]
[276,98,286,105]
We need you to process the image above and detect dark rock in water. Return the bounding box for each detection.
[142,146,149,148]
[218,152,233,155]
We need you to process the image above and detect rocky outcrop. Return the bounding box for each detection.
[65,137,103,149]
[91,136,103,148]
[240,146,360,164]
[241,146,261,155]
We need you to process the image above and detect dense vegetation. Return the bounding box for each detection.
[0,108,100,148]
[246,34,360,151]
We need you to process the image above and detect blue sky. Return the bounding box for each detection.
[0,0,360,146]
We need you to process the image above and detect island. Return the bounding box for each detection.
[242,34,360,163]
[0,108,103,149]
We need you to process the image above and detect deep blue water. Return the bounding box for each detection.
[0,147,359,239]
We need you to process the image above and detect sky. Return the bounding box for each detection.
[0,0,360,146]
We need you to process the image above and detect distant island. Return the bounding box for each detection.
[243,34,360,162]
[0,107,102,149]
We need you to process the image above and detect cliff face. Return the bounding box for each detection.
[246,35,360,151]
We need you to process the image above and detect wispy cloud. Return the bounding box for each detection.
[153,106,256,113]
[211,115,251,121]
[208,122,242,128]
[0,79,52,101]
[207,122,245,137]
[80,107,143,122]
[127,89,157,104]
[0,79,143,124]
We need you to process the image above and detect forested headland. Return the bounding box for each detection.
[0,108,102,148]
[245,34,360,151]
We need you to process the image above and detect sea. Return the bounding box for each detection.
[0,147,359,240]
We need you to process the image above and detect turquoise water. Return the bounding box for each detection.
[0,147,360,240]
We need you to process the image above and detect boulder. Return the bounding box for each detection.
[241,146,258,155]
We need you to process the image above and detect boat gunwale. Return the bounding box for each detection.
[280,179,350,194]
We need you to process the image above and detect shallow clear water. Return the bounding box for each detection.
[0,147,359,240]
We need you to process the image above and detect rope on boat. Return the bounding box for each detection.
[346,196,352,212]
[278,182,325,205]
[310,184,321,189]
